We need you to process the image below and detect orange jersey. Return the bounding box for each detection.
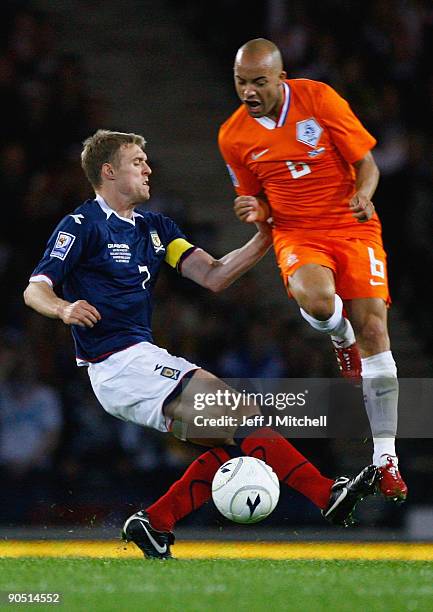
[219,79,381,240]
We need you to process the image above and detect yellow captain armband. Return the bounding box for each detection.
[165,238,196,269]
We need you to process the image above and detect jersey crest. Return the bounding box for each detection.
[50,232,76,260]
[296,118,323,148]
[150,230,165,253]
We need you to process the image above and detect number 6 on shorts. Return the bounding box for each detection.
[368,246,385,281]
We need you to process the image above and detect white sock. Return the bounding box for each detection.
[373,438,396,466]
[300,294,343,332]
[330,317,356,348]
[362,351,398,466]
[361,351,398,378]
[300,294,355,347]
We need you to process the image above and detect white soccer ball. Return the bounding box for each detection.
[211,456,280,524]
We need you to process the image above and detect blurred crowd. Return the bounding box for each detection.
[0,1,432,529]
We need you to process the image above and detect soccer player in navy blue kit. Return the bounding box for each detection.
[24,130,377,558]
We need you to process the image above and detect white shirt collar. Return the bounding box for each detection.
[254,82,290,130]
[94,193,143,226]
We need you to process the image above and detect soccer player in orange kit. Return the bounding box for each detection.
[218,38,407,502]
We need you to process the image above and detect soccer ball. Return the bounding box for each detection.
[211,456,280,524]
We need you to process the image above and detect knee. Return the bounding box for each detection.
[238,401,262,420]
[301,293,335,320]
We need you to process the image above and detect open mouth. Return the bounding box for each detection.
[244,100,262,114]
[245,100,261,108]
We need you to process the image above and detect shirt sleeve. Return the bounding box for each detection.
[317,83,377,164]
[149,213,196,270]
[29,214,89,288]
[218,128,262,196]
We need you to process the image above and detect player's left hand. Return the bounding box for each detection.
[349,193,375,223]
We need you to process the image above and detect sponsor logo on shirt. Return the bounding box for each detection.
[108,243,131,263]
[251,148,269,160]
[296,118,323,148]
[50,231,76,260]
[69,214,84,224]
[150,230,165,253]
[154,364,181,380]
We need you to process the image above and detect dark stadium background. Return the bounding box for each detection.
[1,0,432,539]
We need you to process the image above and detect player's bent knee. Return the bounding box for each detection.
[298,292,335,320]
[306,297,335,321]
[237,403,262,420]
[171,418,234,446]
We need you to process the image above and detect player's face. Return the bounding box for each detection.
[234,60,286,120]
[114,144,152,202]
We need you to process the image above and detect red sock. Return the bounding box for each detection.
[147,431,333,531]
[146,447,230,532]
[239,427,333,509]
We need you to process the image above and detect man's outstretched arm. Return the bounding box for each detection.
[180,221,272,292]
[23,282,101,328]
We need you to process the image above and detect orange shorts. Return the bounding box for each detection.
[273,230,390,303]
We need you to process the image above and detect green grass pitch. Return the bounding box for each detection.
[0,558,432,612]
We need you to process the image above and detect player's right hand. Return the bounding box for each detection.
[234,195,268,223]
[58,300,101,328]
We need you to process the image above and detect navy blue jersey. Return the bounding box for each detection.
[30,197,195,363]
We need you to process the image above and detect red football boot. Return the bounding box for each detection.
[377,455,408,502]
[331,338,362,380]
